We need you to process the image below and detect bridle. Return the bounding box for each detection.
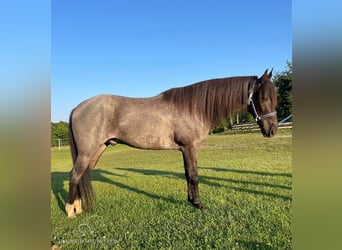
[248,85,277,122]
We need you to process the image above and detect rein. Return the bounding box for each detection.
[248,85,277,122]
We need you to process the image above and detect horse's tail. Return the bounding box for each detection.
[68,110,95,211]
[78,167,94,211]
[68,110,77,166]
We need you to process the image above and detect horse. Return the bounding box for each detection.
[65,69,278,218]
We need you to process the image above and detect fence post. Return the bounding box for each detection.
[58,138,61,151]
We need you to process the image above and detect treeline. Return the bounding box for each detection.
[51,62,292,144]
[274,61,292,119]
[51,121,69,146]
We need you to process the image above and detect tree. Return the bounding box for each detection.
[273,61,292,119]
[51,121,69,146]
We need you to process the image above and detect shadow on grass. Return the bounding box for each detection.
[51,171,69,212]
[116,167,292,201]
[91,169,182,206]
[51,166,291,213]
[200,167,292,178]
[51,169,182,213]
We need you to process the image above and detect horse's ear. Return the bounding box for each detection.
[258,69,268,83]
[267,68,273,80]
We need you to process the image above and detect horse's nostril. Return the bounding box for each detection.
[269,125,277,137]
[270,129,274,137]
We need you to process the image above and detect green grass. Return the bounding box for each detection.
[51,130,292,249]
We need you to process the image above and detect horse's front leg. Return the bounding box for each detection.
[181,145,204,209]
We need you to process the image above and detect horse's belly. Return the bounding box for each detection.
[116,114,179,150]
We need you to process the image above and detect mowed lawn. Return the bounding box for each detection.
[51,130,292,249]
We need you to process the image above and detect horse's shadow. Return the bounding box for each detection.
[116,167,292,200]
[51,168,182,213]
[51,166,292,213]
[51,171,69,212]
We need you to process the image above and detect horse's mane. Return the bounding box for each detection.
[161,76,257,125]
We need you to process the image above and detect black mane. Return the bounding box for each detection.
[161,76,257,125]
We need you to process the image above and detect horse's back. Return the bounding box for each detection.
[70,94,175,148]
[113,95,181,149]
[70,93,209,151]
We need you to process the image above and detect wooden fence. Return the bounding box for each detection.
[232,122,292,131]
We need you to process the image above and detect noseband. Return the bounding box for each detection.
[248,86,277,122]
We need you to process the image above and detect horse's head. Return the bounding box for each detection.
[248,69,278,137]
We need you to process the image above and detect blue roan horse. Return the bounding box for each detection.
[66,69,277,218]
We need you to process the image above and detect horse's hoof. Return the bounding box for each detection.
[65,203,77,218]
[68,214,76,218]
[193,202,205,210]
[74,199,83,215]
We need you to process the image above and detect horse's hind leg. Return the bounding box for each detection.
[66,144,107,218]
[74,145,106,215]
[66,155,91,218]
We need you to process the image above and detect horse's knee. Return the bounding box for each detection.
[69,167,86,184]
[189,173,198,184]
[70,175,81,185]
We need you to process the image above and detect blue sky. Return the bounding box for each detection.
[52,0,291,122]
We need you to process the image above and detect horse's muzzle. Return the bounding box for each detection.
[260,122,277,138]
[266,124,277,138]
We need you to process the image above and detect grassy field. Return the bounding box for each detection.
[51,130,292,249]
